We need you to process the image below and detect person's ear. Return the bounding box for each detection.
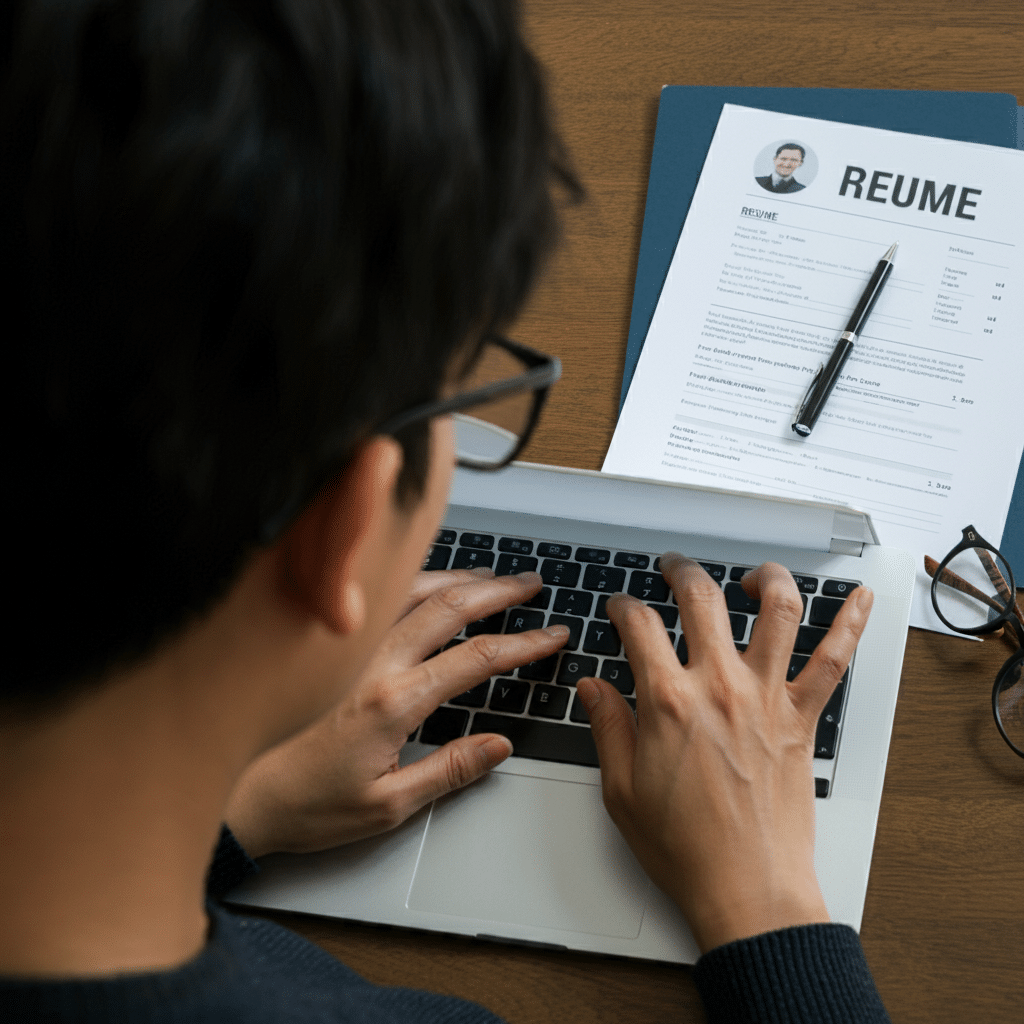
[280,436,405,636]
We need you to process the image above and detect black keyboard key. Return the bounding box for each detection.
[583,564,626,592]
[575,547,610,564]
[495,553,539,576]
[523,587,552,610]
[488,679,529,713]
[557,654,599,685]
[498,537,534,555]
[420,707,469,745]
[504,608,546,633]
[553,589,594,617]
[628,571,670,603]
[822,579,856,597]
[809,596,845,628]
[729,613,748,642]
[815,718,838,759]
[537,542,572,559]
[529,684,570,719]
[614,552,650,569]
[677,634,688,664]
[815,778,829,798]
[540,559,581,588]
[460,533,494,550]
[724,582,761,614]
[648,603,678,629]
[450,681,490,708]
[595,594,611,619]
[583,620,621,656]
[570,692,591,723]
[546,613,584,650]
[730,566,753,581]
[470,714,598,767]
[465,611,506,636]
[519,654,559,682]
[424,544,452,571]
[820,678,847,726]
[599,659,634,693]
[451,548,494,570]
[787,653,810,681]
[791,574,819,594]
[795,625,828,653]
[436,529,457,545]
[698,562,726,583]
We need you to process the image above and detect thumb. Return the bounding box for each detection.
[387,733,513,814]
[577,678,637,794]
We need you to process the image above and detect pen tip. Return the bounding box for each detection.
[883,241,898,260]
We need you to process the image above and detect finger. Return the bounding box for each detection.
[790,586,873,722]
[740,563,805,681]
[659,552,735,661]
[378,733,513,819]
[576,677,637,807]
[384,570,546,663]
[398,567,496,621]
[415,623,570,714]
[604,593,683,703]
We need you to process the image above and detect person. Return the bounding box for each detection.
[0,1,890,1021]
[756,143,807,193]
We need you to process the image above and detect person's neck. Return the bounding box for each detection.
[0,671,237,978]
[0,548,309,979]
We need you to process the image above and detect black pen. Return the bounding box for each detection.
[792,242,898,437]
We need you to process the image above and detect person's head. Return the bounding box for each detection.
[1,0,577,713]
[773,144,804,178]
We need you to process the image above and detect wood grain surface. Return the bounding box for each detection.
[256,3,1024,1021]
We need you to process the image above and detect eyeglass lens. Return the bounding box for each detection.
[995,653,1024,755]
[452,342,534,466]
[933,545,1015,632]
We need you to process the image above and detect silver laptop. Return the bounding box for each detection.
[227,459,914,964]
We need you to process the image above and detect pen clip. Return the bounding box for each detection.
[794,363,823,425]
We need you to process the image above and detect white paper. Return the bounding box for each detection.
[604,105,1024,631]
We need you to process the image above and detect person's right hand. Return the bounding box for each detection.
[577,553,873,953]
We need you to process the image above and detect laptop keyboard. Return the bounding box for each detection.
[414,529,858,798]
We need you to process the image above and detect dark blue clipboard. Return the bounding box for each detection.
[620,86,1024,575]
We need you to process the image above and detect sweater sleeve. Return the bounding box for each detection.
[692,923,891,1024]
[205,824,260,899]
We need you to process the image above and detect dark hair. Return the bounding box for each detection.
[775,143,805,160]
[0,0,578,705]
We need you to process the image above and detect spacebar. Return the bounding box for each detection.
[470,714,599,767]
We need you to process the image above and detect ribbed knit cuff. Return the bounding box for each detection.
[693,923,891,1024]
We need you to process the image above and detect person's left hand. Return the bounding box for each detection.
[224,568,567,857]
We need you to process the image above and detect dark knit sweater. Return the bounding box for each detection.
[0,827,891,1023]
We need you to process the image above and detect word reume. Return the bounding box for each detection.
[839,166,981,220]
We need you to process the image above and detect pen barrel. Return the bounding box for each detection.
[844,259,893,335]
[799,338,854,427]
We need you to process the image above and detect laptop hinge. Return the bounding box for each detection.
[829,537,864,557]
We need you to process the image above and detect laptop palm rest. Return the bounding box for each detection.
[407,769,650,939]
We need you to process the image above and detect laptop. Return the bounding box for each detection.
[226,459,914,964]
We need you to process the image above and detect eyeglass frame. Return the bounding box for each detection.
[927,524,1024,758]
[377,334,561,471]
[259,335,560,542]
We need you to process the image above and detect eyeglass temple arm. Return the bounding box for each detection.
[975,547,1022,618]
[923,555,1007,616]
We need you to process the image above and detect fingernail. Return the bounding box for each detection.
[660,550,684,568]
[854,586,874,611]
[478,735,513,763]
[544,624,570,638]
[577,677,601,712]
[516,571,542,583]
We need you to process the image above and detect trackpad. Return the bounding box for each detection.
[407,771,649,939]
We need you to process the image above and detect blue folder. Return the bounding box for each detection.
[620,86,1024,575]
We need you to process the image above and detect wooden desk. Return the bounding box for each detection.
[259,3,1024,1020]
